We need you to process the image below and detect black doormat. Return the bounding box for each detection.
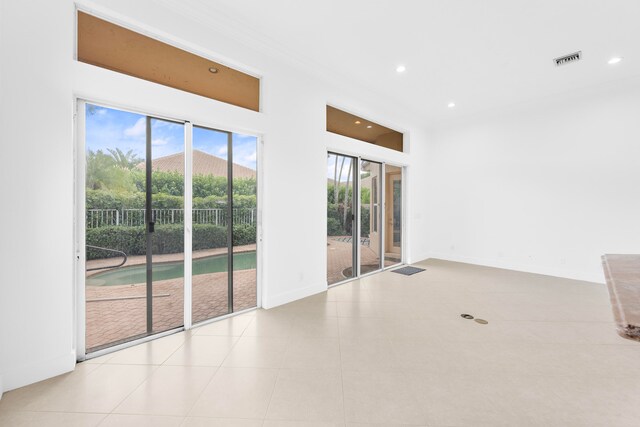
[391,266,425,276]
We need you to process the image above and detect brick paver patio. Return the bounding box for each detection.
[327,237,399,285]
[86,238,399,352]
[85,245,256,352]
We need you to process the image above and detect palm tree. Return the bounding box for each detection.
[343,159,352,231]
[333,154,339,203]
[107,148,142,170]
[334,155,345,204]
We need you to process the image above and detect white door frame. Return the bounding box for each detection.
[74,98,263,360]
[326,151,406,288]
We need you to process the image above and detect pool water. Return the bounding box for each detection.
[87,251,256,286]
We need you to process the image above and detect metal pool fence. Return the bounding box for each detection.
[86,208,256,228]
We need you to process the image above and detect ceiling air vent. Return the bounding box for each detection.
[554,51,582,66]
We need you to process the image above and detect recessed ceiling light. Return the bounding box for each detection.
[366,125,372,129]
[396,65,406,73]
[355,120,361,125]
[447,102,456,108]
[208,67,218,73]
[608,57,622,64]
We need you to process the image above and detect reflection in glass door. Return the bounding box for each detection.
[327,153,357,285]
[84,104,185,353]
[359,160,382,274]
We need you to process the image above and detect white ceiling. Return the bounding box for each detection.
[163,0,640,123]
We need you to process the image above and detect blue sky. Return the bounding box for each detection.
[86,104,257,170]
[327,153,359,182]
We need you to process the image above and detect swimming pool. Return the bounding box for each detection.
[86,251,256,286]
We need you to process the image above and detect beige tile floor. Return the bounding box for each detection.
[2,258,640,426]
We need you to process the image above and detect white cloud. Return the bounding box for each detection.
[152,138,169,146]
[152,119,172,129]
[124,117,145,137]
[217,145,228,155]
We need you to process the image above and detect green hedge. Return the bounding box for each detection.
[86,190,146,210]
[327,218,342,236]
[327,184,370,205]
[129,172,256,198]
[326,204,370,237]
[87,223,256,260]
[232,223,256,246]
[87,189,256,210]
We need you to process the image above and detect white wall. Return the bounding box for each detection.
[0,0,430,394]
[0,0,77,397]
[426,78,640,283]
[3,0,634,398]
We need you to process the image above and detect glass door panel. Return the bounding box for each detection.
[84,102,260,353]
[191,126,231,323]
[327,153,357,285]
[85,104,150,353]
[384,164,402,266]
[149,118,185,334]
[359,160,382,274]
[232,133,258,312]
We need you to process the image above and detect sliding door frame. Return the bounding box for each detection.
[327,151,406,288]
[383,162,405,269]
[74,98,262,360]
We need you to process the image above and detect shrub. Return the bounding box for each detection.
[232,223,256,246]
[193,175,227,198]
[192,224,227,251]
[326,203,353,235]
[360,206,371,237]
[232,195,258,209]
[192,175,256,198]
[86,225,146,259]
[231,178,257,197]
[193,195,227,209]
[151,171,184,196]
[86,190,147,210]
[152,193,184,209]
[87,190,256,210]
[86,223,255,260]
[326,204,370,237]
[151,224,184,254]
[327,218,342,236]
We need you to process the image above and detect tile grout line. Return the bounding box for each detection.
[337,310,348,426]
[183,317,254,419]
[95,363,161,419]
[261,328,293,421]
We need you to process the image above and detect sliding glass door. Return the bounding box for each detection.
[191,127,257,324]
[191,127,231,323]
[231,133,258,312]
[327,153,357,285]
[385,164,402,266]
[360,160,382,274]
[82,101,258,354]
[149,118,186,335]
[84,104,185,352]
[326,153,403,285]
